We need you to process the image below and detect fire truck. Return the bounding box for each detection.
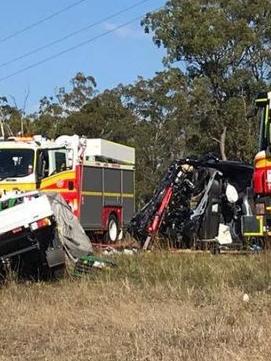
[242,91,271,244]
[0,135,135,242]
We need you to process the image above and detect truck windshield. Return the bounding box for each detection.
[0,149,34,179]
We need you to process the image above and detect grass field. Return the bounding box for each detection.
[0,251,271,361]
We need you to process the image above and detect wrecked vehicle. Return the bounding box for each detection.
[0,191,92,280]
[128,154,254,251]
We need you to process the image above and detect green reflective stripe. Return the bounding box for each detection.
[256,98,268,102]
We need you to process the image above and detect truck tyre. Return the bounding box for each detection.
[106,214,119,242]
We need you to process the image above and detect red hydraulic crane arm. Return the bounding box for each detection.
[143,185,174,249]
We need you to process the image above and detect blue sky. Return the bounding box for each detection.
[0,0,165,113]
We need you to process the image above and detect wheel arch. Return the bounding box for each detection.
[102,206,122,230]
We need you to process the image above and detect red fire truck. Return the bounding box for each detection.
[0,135,135,242]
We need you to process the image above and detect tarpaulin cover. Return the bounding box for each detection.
[46,192,92,260]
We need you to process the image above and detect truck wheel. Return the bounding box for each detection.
[107,214,119,242]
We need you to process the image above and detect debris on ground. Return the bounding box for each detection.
[102,247,138,256]
[74,255,117,275]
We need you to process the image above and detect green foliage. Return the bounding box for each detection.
[121,69,189,201]
[2,1,271,203]
[64,88,136,141]
[143,0,271,160]
[57,72,97,111]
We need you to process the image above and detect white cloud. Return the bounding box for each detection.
[103,21,145,40]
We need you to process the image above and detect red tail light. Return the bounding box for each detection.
[30,217,51,231]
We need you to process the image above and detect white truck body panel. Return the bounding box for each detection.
[0,194,53,235]
[85,139,135,165]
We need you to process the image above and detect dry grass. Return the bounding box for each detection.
[0,251,271,361]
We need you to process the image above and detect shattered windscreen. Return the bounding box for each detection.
[0,149,34,179]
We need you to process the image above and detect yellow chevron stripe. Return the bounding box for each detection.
[40,170,75,188]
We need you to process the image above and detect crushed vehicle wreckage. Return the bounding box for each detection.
[128,154,255,252]
[0,191,93,279]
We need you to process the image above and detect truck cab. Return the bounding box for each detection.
[0,138,70,194]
